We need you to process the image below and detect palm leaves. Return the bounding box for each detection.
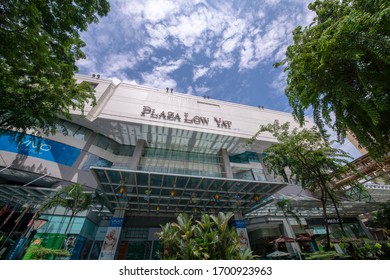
[157,212,255,260]
[40,183,93,245]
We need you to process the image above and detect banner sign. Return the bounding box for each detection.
[98,218,124,260]
[231,220,246,229]
[230,220,251,253]
[0,133,81,167]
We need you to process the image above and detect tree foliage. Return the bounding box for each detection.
[40,183,93,235]
[156,212,255,260]
[251,120,355,249]
[0,0,110,137]
[371,201,390,232]
[275,0,390,159]
[29,245,70,260]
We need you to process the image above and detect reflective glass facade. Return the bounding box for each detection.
[139,147,222,177]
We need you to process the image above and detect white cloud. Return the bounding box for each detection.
[143,0,177,22]
[187,86,194,95]
[269,70,287,97]
[77,58,96,71]
[193,66,209,81]
[264,0,281,6]
[95,34,112,46]
[210,52,235,69]
[238,15,294,70]
[145,23,171,48]
[169,8,210,47]
[221,37,237,53]
[104,53,138,73]
[194,86,210,95]
[221,18,246,40]
[137,47,154,60]
[239,38,255,69]
[77,0,318,111]
[141,59,185,89]
[141,71,177,89]
[274,43,289,62]
[155,59,185,73]
[118,0,179,26]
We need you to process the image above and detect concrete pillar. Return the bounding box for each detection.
[128,139,146,170]
[282,217,302,259]
[257,152,273,181]
[358,216,374,240]
[74,132,98,169]
[219,148,233,178]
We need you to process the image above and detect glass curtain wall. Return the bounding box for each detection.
[139,147,222,177]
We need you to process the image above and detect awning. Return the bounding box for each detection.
[90,167,287,216]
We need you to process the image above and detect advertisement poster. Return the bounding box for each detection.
[232,220,251,253]
[0,133,81,166]
[98,218,123,260]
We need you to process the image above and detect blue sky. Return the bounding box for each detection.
[77,0,361,158]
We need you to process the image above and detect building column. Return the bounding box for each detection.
[219,148,233,178]
[281,217,302,259]
[358,216,375,240]
[128,139,146,170]
[74,132,98,169]
[257,152,273,181]
[98,209,125,260]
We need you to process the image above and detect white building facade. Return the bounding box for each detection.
[0,74,377,260]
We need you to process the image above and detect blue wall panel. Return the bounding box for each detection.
[0,133,81,167]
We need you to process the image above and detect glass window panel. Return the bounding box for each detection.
[107,170,121,184]
[95,170,108,183]
[229,152,260,164]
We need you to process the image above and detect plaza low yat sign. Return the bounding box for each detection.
[140,106,232,129]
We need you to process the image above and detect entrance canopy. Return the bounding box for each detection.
[90,167,287,217]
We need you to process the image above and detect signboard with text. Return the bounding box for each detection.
[98,218,124,260]
[0,133,81,167]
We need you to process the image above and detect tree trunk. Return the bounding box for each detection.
[326,189,346,234]
[320,189,331,251]
[64,212,74,236]
[59,212,74,250]
[317,173,346,235]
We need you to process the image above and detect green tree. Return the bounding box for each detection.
[275,0,390,159]
[157,212,254,260]
[251,121,355,250]
[0,0,110,138]
[40,183,93,245]
[209,212,239,260]
[371,201,390,235]
[276,198,302,227]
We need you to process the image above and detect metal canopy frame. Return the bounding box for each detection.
[90,167,287,217]
[0,167,113,216]
[245,186,390,219]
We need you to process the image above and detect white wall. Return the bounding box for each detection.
[74,74,313,147]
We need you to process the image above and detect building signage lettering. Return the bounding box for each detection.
[326,218,343,224]
[306,217,357,225]
[22,139,51,152]
[0,133,81,167]
[140,106,232,129]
